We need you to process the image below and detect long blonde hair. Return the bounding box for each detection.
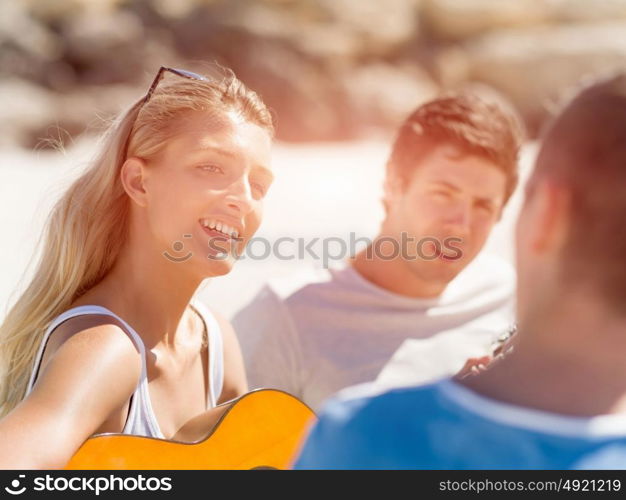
[0,68,274,417]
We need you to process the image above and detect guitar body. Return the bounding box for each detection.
[66,389,315,470]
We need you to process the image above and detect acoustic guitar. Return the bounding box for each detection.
[66,389,316,470]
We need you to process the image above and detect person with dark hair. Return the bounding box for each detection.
[293,73,626,469]
[234,93,523,411]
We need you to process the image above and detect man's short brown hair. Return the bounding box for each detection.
[388,94,523,206]
[531,73,626,310]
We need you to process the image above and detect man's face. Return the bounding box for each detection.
[384,143,508,287]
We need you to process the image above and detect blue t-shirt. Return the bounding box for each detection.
[293,379,626,469]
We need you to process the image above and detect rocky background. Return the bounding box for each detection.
[2,0,626,148]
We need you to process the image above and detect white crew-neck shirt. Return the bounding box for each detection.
[233,253,515,411]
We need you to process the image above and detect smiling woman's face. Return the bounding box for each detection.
[137,110,273,276]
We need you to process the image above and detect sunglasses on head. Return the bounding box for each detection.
[142,66,208,105]
[124,67,207,159]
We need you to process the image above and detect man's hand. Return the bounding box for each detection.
[455,355,493,380]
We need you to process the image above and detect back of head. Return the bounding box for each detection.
[387,93,523,207]
[533,73,626,311]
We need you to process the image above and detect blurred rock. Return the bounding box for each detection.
[210,46,435,140]
[59,9,148,86]
[0,2,62,60]
[0,79,57,149]
[315,0,421,57]
[24,0,124,23]
[225,41,348,141]
[457,22,626,133]
[141,0,427,140]
[5,0,626,146]
[164,0,421,61]
[0,1,64,84]
[0,79,138,149]
[421,0,548,40]
[422,0,626,40]
[549,0,626,23]
[54,83,142,134]
[341,63,438,133]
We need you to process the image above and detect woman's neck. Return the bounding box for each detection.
[73,234,205,349]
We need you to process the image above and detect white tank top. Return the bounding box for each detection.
[24,299,224,439]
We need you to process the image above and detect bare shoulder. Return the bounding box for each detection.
[34,316,143,399]
[40,314,142,376]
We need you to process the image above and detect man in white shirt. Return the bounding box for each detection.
[233,94,523,410]
[294,73,626,470]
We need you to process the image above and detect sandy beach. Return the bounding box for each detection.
[0,139,534,321]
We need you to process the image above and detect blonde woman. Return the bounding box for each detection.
[0,67,274,468]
